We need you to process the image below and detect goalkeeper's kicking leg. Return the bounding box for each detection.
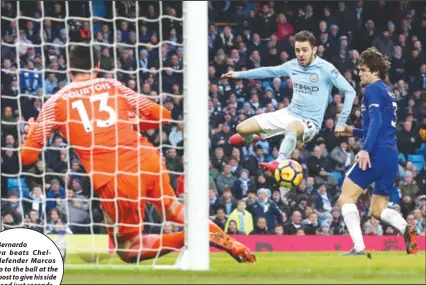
[100,171,255,264]
[148,172,256,263]
[229,113,305,172]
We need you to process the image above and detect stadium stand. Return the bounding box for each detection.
[1,0,425,237]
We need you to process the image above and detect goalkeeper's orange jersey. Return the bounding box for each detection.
[21,78,171,190]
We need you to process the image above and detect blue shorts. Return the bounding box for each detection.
[346,147,398,196]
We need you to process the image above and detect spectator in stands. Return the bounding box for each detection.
[24,209,43,233]
[231,169,254,199]
[2,213,18,230]
[1,106,18,139]
[307,146,326,177]
[329,206,345,235]
[25,159,57,190]
[248,188,283,231]
[412,208,424,235]
[23,185,46,218]
[399,171,421,198]
[397,120,423,157]
[209,188,219,216]
[46,179,65,213]
[406,214,417,228]
[302,212,320,235]
[211,207,227,231]
[271,189,289,215]
[284,210,303,235]
[400,194,416,219]
[330,139,355,173]
[2,143,19,179]
[250,217,268,234]
[218,188,237,216]
[313,184,333,216]
[1,191,23,224]
[364,217,384,236]
[224,200,254,235]
[57,189,90,234]
[216,164,237,195]
[314,168,339,195]
[211,147,228,173]
[226,220,244,235]
[318,118,339,152]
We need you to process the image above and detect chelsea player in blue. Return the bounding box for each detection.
[337,48,418,256]
[221,30,356,172]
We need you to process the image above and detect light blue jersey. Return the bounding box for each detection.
[234,57,356,128]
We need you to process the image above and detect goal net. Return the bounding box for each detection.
[1,1,209,270]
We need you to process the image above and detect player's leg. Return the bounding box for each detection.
[114,232,185,263]
[277,120,304,160]
[338,175,367,254]
[369,149,418,255]
[259,114,317,172]
[147,166,256,263]
[370,194,418,254]
[98,172,188,263]
[229,116,263,144]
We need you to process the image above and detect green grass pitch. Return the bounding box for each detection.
[62,251,425,284]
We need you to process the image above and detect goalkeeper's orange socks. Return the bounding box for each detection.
[164,200,240,252]
[165,200,226,235]
[120,232,185,263]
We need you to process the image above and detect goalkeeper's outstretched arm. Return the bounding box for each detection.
[108,79,172,131]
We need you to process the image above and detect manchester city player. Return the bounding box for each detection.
[221,30,356,172]
[337,47,418,255]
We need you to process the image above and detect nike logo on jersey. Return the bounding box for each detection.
[369,104,380,108]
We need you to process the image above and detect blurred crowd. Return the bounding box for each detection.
[1,1,425,238]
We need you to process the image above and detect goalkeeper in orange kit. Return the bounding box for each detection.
[21,46,256,263]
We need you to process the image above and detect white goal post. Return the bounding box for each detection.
[0,0,209,271]
[179,0,209,271]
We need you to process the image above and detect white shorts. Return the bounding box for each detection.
[254,108,319,143]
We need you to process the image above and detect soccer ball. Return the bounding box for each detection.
[274,159,303,188]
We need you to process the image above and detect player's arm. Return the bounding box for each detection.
[352,128,363,138]
[21,97,60,166]
[338,125,364,138]
[222,61,292,79]
[114,80,172,130]
[362,88,383,154]
[327,65,356,128]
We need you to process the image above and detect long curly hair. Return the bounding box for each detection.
[358,47,391,80]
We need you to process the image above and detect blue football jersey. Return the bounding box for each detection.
[361,80,398,154]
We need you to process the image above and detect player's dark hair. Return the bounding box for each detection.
[358,47,391,80]
[294,30,316,47]
[69,45,100,75]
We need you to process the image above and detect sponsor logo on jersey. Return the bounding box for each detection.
[331,68,339,78]
[294,83,319,94]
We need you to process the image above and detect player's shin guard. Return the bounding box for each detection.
[119,232,185,263]
[341,203,365,252]
[277,131,297,161]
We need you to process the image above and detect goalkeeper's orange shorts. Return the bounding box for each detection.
[97,151,176,241]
